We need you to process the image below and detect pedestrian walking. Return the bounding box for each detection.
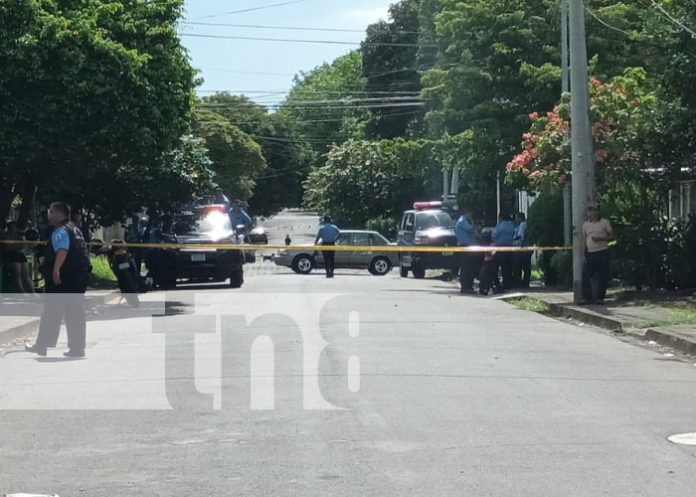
[285,234,292,246]
[581,202,614,305]
[455,209,478,294]
[493,212,516,290]
[513,212,532,288]
[25,202,92,358]
[315,216,340,278]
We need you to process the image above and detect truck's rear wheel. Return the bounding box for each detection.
[230,267,244,288]
[411,262,426,279]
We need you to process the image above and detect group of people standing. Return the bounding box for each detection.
[455,210,532,295]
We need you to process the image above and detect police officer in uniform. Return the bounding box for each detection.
[315,216,340,278]
[26,202,92,358]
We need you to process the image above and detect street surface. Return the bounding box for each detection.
[1,212,695,496]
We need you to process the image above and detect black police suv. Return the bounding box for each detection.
[396,201,459,279]
[148,204,245,289]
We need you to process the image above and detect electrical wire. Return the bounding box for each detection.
[585,6,634,36]
[180,33,436,48]
[645,0,696,38]
[192,1,310,20]
[181,21,425,36]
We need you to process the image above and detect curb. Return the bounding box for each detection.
[545,302,625,332]
[645,328,696,356]
[0,318,41,349]
[505,295,696,356]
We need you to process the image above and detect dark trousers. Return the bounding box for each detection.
[513,251,533,288]
[322,243,336,277]
[495,252,514,289]
[582,250,610,302]
[35,272,89,352]
[459,251,479,293]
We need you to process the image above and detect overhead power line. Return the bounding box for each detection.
[179,33,436,48]
[181,21,425,36]
[193,0,309,20]
[182,21,364,33]
[199,68,295,77]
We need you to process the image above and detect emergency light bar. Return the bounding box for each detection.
[198,204,229,213]
[413,201,444,210]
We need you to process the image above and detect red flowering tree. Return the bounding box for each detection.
[505,68,658,193]
[507,68,696,289]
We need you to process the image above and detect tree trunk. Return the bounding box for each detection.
[16,176,36,230]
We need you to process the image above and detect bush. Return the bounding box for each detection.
[366,217,398,241]
[664,213,696,289]
[550,251,572,289]
[527,192,564,286]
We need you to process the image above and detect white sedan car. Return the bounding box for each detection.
[273,230,398,276]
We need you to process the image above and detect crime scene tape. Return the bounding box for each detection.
[0,238,571,253]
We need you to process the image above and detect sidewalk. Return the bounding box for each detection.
[0,290,120,354]
[504,288,696,356]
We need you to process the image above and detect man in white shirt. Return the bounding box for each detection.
[581,202,614,305]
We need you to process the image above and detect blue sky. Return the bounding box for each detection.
[181,0,393,105]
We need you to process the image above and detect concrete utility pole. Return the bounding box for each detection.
[561,0,572,249]
[569,0,596,302]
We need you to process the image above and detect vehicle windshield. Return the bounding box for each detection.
[416,211,455,230]
[170,209,232,237]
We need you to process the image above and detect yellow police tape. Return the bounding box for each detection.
[0,238,571,254]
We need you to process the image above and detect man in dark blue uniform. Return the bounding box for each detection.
[315,216,340,278]
[26,202,92,358]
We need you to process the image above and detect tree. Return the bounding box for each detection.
[362,0,424,139]
[198,94,315,216]
[0,0,198,226]
[280,51,368,154]
[303,138,440,227]
[194,110,267,202]
[506,68,690,289]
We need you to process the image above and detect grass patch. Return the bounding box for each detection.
[89,256,116,290]
[511,297,550,313]
[638,305,696,329]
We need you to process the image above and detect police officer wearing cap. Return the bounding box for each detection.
[26,201,92,358]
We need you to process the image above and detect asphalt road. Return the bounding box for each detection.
[1,244,696,495]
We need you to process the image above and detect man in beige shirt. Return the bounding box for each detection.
[581,202,614,304]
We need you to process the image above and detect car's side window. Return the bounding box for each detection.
[370,234,388,246]
[404,213,415,231]
[352,233,371,247]
[336,233,351,245]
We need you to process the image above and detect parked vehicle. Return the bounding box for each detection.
[248,226,269,245]
[147,204,245,289]
[273,230,397,276]
[396,201,459,279]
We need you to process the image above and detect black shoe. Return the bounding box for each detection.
[63,349,85,358]
[576,300,596,306]
[25,343,47,357]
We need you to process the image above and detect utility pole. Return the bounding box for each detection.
[496,170,501,218]
[569,0,595,302]
[561,0,572,249]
